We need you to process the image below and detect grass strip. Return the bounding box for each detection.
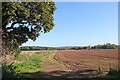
[8,52,54,73]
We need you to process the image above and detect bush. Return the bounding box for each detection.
[2,63,22,79]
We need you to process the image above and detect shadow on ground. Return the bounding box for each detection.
[20,70,106,78]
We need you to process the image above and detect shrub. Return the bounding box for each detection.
[2,63,22,79]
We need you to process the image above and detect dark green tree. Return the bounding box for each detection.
[2,2,56,55]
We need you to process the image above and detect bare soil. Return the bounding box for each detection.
[54,49,118,71]
[41,53,71,78]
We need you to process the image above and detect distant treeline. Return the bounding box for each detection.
[69,43,118,50]
[20,46,56,51]
[20,43,118,51]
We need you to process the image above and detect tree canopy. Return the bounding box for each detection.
[2,2,56,55]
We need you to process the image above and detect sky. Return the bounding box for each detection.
[22,2,118,47]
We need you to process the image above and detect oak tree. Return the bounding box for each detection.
[2,2,56,55]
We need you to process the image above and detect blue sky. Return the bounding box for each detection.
[22,2,118,47]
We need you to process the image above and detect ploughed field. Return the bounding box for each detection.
[8,49,118,78]
[54,49,118,71]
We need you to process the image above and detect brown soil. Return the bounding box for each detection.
[54,49,118,71]
[41,53,71,78]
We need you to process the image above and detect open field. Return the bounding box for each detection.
[5,49,119,78]
[54,49,118,72]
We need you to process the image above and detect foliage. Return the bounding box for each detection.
[2,63,22,79]
[92,43,118,49]
[2,2,56,55]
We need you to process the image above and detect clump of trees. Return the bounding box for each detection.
[56,43,118,50]
[91,43,118,49]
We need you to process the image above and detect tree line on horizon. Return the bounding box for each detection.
[20,43,118,51]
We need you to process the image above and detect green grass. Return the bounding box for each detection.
[5,52,55,78]
[14,54,30,61]
[8,52,54,73]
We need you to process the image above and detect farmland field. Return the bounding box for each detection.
[54,49,118,72]
[5,49,118,78]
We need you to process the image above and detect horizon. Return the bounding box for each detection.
[20,43,118,47]
[22,2,118,47]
